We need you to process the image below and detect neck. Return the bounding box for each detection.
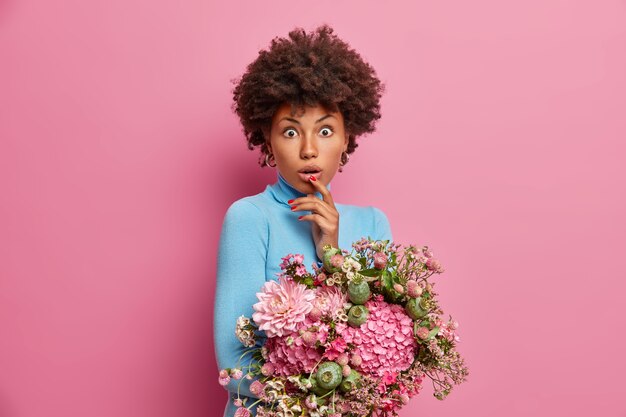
[269,171,331,206]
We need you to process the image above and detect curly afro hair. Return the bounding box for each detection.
[232,24,385,167]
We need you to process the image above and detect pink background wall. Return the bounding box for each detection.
[1,1,625,416]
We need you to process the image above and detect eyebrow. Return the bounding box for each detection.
[279,114,335,124]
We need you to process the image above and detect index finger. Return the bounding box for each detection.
[308,175,335,207]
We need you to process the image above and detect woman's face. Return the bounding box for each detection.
[265,102,348,194]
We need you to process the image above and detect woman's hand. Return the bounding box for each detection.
[289,175,339,261]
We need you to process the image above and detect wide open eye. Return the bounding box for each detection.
[283,128,298,138]
[320,126,334,137]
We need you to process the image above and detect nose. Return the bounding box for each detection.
[300,135,318,159]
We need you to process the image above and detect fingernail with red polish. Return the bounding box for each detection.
[310,175,316,181]
[298,216,303,220]
[291,206,297,211]
[287,199,294,204]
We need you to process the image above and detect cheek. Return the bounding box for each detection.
[272,146,298,163]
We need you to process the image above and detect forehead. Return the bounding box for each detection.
[272,102,342,122]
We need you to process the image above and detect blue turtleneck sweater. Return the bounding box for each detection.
[213,171,392,417]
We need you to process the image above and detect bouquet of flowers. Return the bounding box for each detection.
[218,237,469,417]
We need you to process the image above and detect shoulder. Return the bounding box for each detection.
[225,196,264,217]
[223,186,277,218]
[336,202,392,242]
[370,206,390,224]
[337,202,389,221]
[221,196,269,234]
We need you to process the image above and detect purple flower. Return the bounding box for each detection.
[250,380,265,396]
[234,407,251,417]
[260,363,274,376]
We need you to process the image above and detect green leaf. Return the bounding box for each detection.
[360,268,381,277]
[428,326,440,339]
[382,270,393,290]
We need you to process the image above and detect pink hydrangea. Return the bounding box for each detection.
[252,276,315,337]
[340,297,417,377]
[324,337,347,360]
[263,318,330,376]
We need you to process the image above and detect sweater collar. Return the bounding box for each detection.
[269,171,331,206]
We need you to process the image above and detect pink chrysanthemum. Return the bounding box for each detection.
[312,286,347,319]
[252,276,316,337]
[340,297,417,377]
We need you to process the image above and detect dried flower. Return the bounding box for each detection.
[373,252,388,269]
[305,394,318,409]
[336,353,350,366]
[407,281,422,298]
[416,326,430,340]
[426,258,444,273]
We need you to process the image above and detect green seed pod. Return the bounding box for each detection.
[348,280,370,305]
[339,369,362,393]
[406,297,429,320]
[308,375,330,396]
[322,247,343,274]
[347,305,369,327]
[316,361,343,391]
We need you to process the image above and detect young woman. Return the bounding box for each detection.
[214,25,393,417]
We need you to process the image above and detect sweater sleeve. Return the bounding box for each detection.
[371,207,393,242]
[214,199,269,399]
